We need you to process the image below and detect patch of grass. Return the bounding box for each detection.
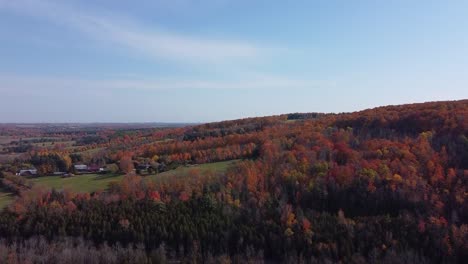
[8,160,237,198]
[30,173,125,193]
[155,138,174,143]
[285,119,301,123]
[147,160,238,184]
[0,190,14,209]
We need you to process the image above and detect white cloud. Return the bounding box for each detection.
[0,0,261,64]
[0,1,328,96]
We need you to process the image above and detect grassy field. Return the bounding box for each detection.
[147,160,238,184]
[29,161,237,193]
[0,189,14,209]
[0,160,238,208]
[30,173,125,193]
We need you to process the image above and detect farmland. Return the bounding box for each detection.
[29,160,236,193]
[0,190,13,209]
[147,160,237,183]
[29,173,125,193]
[0,160,237,209]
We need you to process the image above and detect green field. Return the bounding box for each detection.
[0,190,14,209]
[147,160,237,183]
[30,173,125,193]
[0,160,238,208]
[30,160,236,192]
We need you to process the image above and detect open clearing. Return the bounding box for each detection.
[1,160,238,208]
[147,160,238,184]
[32,160,238,192]
[30,173,125,193]
[0,189,14,209]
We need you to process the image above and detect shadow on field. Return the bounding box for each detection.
[93,174,122,180]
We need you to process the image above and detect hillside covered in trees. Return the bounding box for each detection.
[0,100,467,263]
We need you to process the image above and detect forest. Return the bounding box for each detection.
[0,100,467,263]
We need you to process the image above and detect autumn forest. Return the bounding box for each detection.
[0,100,467,263]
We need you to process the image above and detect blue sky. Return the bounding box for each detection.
[0,0,467,123]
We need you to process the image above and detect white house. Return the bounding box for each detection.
[74,164,88,171]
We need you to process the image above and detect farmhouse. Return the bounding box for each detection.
[74,164,88,172]
[73,164,106,174]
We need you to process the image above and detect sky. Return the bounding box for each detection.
[0,0,467,123]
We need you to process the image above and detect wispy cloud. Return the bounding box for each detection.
[0,1,330,96]
[0,0,261,64]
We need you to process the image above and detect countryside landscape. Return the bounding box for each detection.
[1,0,468,263]
[0,100,467,263]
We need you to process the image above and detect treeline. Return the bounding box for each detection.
[0,179,460,263]
[0,173,32,194]
[0,237,150,264]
